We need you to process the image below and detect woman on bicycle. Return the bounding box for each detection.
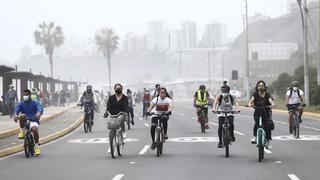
[247,80,275,149]
[212,81,240,148]
[147,87,172,150]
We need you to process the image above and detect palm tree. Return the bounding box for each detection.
[95,28,119,92]
[34,22,64,78]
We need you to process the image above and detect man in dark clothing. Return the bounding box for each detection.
[6,84,18,118]
[104,83,129,137]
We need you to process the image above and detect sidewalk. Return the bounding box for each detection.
[0,103,76,139]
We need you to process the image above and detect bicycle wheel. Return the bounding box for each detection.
[109,130,116,158]
[200,116,205,133]
[127,115,131,130]
[29,133,35,156]
[258,131,264,162]
[223,128,230,158]
[24,133,30,158]
[293,115,297,137]
[159,130,164,155]
[84,115,88,133]
[117,130,123,156]
[296,118,300,138]
[156,128,161,157]
[88,115,92,133]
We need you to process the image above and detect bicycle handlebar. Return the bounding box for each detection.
[103,111,125,118]
[146,111,172,117]
[214,110,239,114]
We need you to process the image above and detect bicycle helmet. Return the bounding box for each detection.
[291,81,299,87]
[220,81,230,93]
[199,85,206,90]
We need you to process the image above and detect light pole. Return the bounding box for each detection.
[208,51,211,91]
[318,0,320,85]
[244,0,250,101]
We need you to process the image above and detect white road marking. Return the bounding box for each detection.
[274,120,287,125]
[139,118,143,121]
[192,117,197,120]
[273,135,320,141]
[112,174,124,180]
[138,145,150,155]
[234,131,245,136]
[209,122,218,126]
[130,161,135,165]
[144,123,150,127]
[301,125,320,131]
[288,174,300,180]
[167,137,219,143]
[107,147,110,154]
[179,113,186,117]
[68,138,139,143]
[275,161,282,164]
[264,148,272,154]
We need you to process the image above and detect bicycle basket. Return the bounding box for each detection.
[107,117,121,129]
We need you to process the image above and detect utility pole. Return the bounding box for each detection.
[221,53,224,84]
[303,0,310,106]
[318,0,320,85]
[208,52,211,91]
[244,0,250,100]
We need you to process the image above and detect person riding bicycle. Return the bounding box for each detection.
[142,89,151,117]
[14,89,43,156]
[248,80,275,150]
[286,80,306,134]
[146,87,172,150]
[127,89,135,125]
[212,81,240,148]
[79,85,95,125]
[104,84,129,138]
[150,84,161,100]
[194,85,210,129]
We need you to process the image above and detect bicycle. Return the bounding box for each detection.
[23,120,35,158]
[214,109,238,158]
[105,111,125,159]
[146,112,171,157]
[197,105,208,133]
[288,104,306,138]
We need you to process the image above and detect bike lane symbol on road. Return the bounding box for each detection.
[68,138,139,144]
[167,137,219,143]
[273,135,320,141]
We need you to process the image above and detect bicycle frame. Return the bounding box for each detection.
[256,116,266,146]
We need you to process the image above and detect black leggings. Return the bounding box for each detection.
[151,116,169,142]
[218,116,234,143]
[128,107,134,120]
[253,111,272,140]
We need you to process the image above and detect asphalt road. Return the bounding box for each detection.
[0,101,319,180]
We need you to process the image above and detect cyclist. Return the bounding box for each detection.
[286,80,306,134]
[14,89,43,156]
[127,89,135,125]
[79,85,95,125]
[194,85,210,129]
[147,87,172,150]
[104,84,129,138]
[150,84,161,100]
[212,81,240,148]
[248,80,275,150]
[142,89,151,117]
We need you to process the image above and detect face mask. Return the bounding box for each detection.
[222,93,228,97]
[293,87,298,91]
[115,89,122,95]
[23,95,29,101]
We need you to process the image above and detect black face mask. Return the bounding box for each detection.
[115,89,122,95]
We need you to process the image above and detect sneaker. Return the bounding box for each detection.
[151,142,156,150]
[289,127,293,134]
[299,117,302,123]
[231,136,236,142]
[131,120,135,125]
[123,132,127,139]
[18,132,24,139]
[34,146,41,156]
[163,134,168,139]
[250,136,256,144]
[265,141,272,150]
[205,123,209,129]
[217,142,223,148]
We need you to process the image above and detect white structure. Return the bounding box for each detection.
[248,13,269,25]
[202,22,227,47]
[123,33,147,52]
[249,42,298,61]
[147,21,167,50]
[167,30,182,50]
[181,21,197,49]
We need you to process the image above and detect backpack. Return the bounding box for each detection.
[289,87,301,98]
[218,95,234,106]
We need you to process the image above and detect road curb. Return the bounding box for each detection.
[0,106,76,140]
[0,116,83,158]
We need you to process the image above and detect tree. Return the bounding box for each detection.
[34,22,64,78]
[95,28,119,92]
[271,72,292,98]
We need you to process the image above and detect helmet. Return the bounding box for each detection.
[86,85,92,91]
[199,85,206,90]
[155,84,161,88]
[291,81,299,87]
[220,81,230,93]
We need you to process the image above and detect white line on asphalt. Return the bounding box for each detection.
[234,131,245,136]
[274,120,287,125]
[112,174,124,180]
[139,118,143,121]
[209,122,218,126]
[179,113,186,117]
[301,125,320,131]
[139,145,150,155]
[107,147,110,154]
[264,148,272,154]
[144,123,150,127]
[237,114,252,119]
[288,174,300,180]
[192,117,197,120]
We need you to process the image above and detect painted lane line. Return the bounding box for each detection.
[112,174,124,180]
[264,148,272,154]
[107,147,111,154]
[179,113,186,117]
[144,123,150,127]
[192,117,197,120]
[274,120,287,125]
[139,118,143,121]
[209,122,218,126]
[139,145,150,155]
[234,131,245,136]
[288,174,300,180]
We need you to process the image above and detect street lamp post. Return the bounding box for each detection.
[208,51,211,91]
[244,0,250,101]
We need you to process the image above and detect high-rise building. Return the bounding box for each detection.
[123,33,147,52]
[147,21,166,50]
[181,21,197,49]
[201,22,227,47]
[167,30,182,50]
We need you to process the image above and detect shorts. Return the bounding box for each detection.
[288,103,301,112]
[28,122,39,129]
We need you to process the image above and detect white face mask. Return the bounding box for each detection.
[23,96,29,101]
[293,87,298,91]
[222,93,228,97]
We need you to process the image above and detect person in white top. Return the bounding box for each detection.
[286,81,306,134]
[147,87,172,150]
[150,84,161,101]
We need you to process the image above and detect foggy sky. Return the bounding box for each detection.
[0,0,287,62]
